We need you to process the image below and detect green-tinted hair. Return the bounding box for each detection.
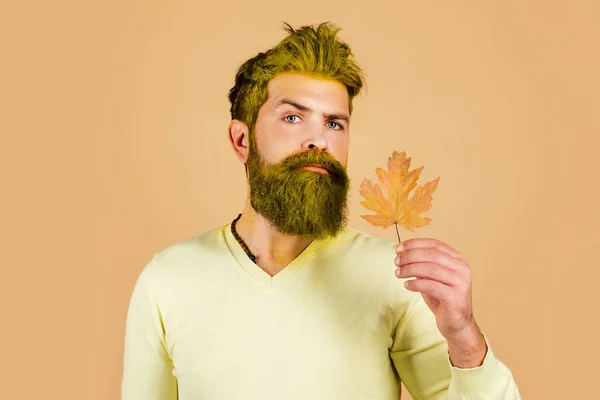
[227,21,366,139]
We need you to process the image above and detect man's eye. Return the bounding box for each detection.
[284,115,300,123]
[328,121,342,130]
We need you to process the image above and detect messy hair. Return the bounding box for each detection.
[227,21,366,139]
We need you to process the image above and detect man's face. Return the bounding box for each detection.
[246,72,352,240]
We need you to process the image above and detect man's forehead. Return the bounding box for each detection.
[265,73,350,113]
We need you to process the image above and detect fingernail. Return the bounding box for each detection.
[396,243,404,253]
[395,268,402,277]
[394,257,400,266]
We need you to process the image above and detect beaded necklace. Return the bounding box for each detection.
[230,213,256,263]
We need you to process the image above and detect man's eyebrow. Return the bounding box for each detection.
[273,98,350,123]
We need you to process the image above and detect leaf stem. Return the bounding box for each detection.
[394,223,401,243]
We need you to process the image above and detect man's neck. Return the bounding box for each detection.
[235,198,314,273]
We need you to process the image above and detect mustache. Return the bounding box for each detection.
[280,151,345,176]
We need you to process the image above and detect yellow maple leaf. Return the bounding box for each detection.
[359,150,440,242]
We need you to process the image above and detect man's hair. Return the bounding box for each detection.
[227,21,366,138]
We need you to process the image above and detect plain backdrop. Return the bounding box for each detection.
[1,1,598,399]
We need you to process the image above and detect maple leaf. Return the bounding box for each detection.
[359,150,440,243]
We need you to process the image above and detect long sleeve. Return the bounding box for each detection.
[121,257,178,400]
[390,294,522,399]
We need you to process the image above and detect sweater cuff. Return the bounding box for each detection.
[447,332,501,396]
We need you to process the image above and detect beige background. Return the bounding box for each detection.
[1,0,598,399]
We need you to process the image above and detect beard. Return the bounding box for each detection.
[246,137,351,240]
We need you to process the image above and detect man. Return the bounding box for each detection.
[122,22,522,399]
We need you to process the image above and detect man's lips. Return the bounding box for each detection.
[301,164,331,174]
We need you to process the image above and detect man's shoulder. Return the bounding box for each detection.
[332,227,411,304]
[336,226,398,256]
[326,226,400,276]
[150,224,230,271]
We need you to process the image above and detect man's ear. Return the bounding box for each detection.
[228,119,250,164]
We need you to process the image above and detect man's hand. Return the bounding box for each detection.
[394,238,485,361]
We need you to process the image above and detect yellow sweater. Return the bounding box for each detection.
[122,223,522,399]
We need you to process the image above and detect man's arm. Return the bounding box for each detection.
[390,294,522,399]
[121,258,178,400]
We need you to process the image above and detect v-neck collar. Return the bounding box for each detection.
[222,223,332,291]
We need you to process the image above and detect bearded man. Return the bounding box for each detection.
[122,22,522,400]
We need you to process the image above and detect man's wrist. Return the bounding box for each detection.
[447,324,488,368]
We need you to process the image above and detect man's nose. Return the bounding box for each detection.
[302,127,329,152]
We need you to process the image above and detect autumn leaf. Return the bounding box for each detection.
[359,150,440,243]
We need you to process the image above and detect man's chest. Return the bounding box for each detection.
[160,288,400,398]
